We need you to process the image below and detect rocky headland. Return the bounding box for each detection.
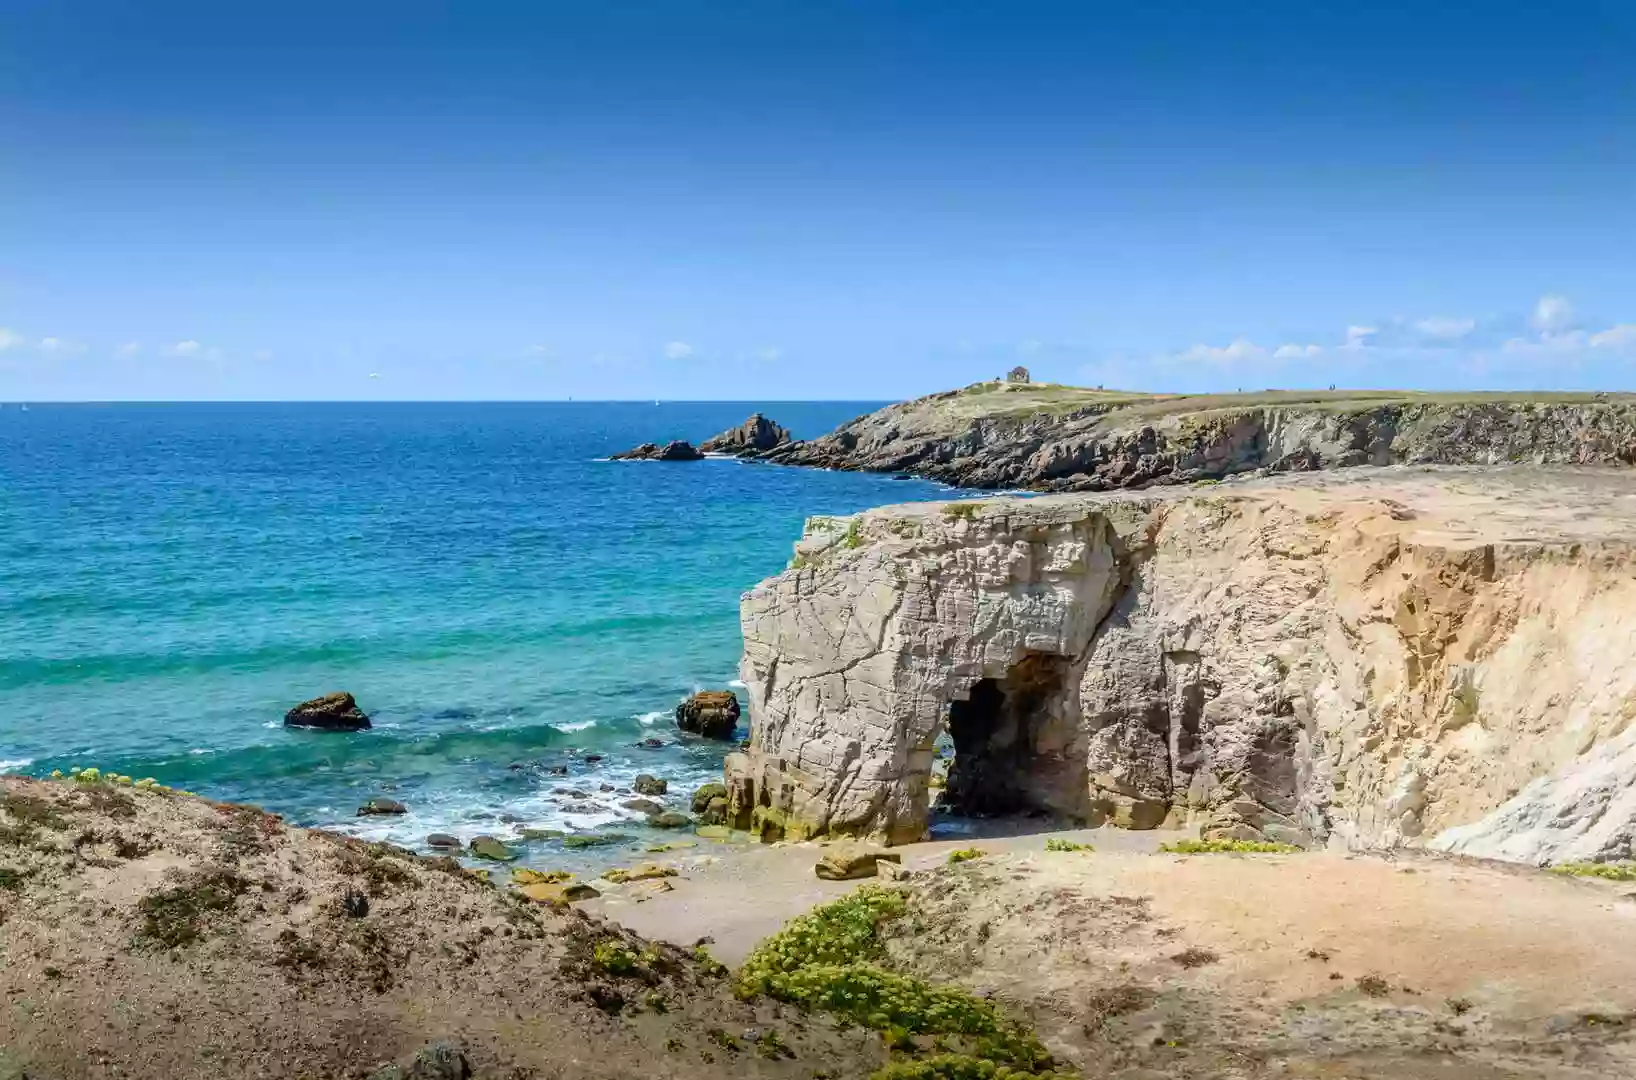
[724,465,1636,868]
[763,382,1636,490]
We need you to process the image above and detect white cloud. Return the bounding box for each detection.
[757,346,783,362]
[1343,325,1377,350]
[251,349,274,361]
[0,328,23,351]
[662,341,694,360]
[1273,343,1323,359]
[1176,338,1268,365]
[116,341,141,356]
[1532,294,1576,333]
[1412,316,1476,340]
[169,340,202,356]
[1017,339,1044,356]
[1589,324,1636,350]
[38,337,62,352]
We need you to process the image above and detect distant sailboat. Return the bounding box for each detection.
[18,404,27,412]
[654,399,660,406]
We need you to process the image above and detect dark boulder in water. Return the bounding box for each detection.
[610,440,704,462]
[699,413,791,456]
[357,798,407,816]
[284,691,372,731]
[632,774,668,796]
[675,690,740,740]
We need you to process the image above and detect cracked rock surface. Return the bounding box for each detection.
[727,465,1636,863]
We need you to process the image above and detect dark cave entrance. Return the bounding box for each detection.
[942,652,1078,819]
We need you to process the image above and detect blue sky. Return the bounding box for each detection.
[1,1,1634,401]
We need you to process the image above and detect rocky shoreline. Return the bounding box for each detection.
[6,772,1634,1079]
[761,382,1636,490]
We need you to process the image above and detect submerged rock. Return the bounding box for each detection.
[675,691,740,740]
[357,798,407,816]
[284,691,372,731]
[621,797,664,816]
[425,833,462,849]
[610,440,704,462]
[649,812,692,830]
[699,413,791,456]
[468,835,517,862]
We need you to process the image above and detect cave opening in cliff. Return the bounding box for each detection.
[942,652,1078,819]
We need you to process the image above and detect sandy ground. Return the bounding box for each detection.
[582,822,1174,964]
[588,825,1636,1078]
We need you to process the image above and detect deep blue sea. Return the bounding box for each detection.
[0,402,950,867]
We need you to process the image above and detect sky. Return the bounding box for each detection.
[1,1,1634,401]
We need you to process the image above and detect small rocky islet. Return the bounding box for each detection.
[610,412,791,462]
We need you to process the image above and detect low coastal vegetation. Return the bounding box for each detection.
[1043,838,1093,853]
[1550,861,1636,881]
[1159,838,1300,854]
[946,847,986,864]
[737,885,1068,1079]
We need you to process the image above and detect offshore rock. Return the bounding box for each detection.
[284,691,372,731]
[728,466,1636,864]
[675,690,741,740]
[699,413,792,456]
[762,382,1636,490]
[610,440,705,462]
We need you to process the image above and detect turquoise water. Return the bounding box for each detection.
[0,402,950,863]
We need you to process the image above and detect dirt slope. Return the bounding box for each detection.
[0,776,885,1080]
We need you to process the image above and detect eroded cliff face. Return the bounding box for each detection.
[726,467,1636,863]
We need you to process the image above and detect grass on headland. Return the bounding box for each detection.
[1550,861,1636,881]
[737,886,1070,1079]
[1160,838,1300,854]
[1043,838,1092,853]
[946,848,986,864]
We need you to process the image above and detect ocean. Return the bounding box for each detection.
[0,401,950,868]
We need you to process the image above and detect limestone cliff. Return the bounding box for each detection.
[726,466,1636,864]
[763,383,1636,490]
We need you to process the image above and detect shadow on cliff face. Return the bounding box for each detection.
[938,652,1089,835]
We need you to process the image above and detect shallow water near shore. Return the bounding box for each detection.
[0,401,955,865]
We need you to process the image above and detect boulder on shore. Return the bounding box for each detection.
[610,440,704,462]
[814,846,902,881]
[284,691,372,731]
[699,413,792,456]
[675,690,740,740]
